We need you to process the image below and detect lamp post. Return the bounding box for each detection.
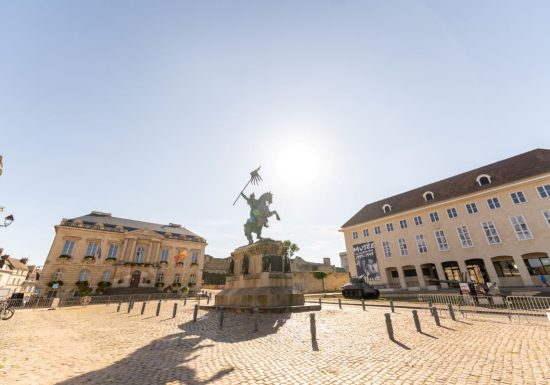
[1,214,14,228]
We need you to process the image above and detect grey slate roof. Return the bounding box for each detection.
[342,148,550,228]
[67,212,205,241]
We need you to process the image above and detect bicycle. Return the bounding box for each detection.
[0,300,15,320]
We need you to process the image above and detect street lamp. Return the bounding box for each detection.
[2,214,14,228]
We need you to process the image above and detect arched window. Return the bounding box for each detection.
[476,174,492,186]
[79,270,90,282]
[382,204,392,214]
[53,269,63,281]
[174,273,181,284]
[102,271,111,282]
[423,191,435,202]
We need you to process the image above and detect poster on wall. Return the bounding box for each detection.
[353,241,381,281]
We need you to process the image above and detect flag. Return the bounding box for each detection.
[174,250,187,263]
[95,245,102,263]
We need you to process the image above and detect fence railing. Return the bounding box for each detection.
[1,292,186,310]
[418,294,550,320]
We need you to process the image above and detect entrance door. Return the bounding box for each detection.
[130,271,141,288]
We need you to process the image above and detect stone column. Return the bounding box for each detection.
[482,257,501,286]
[435,264,448,289]
[457,260,469,282]
[397,267,407,289]
[416,266,426,288]
[511,255,533,287]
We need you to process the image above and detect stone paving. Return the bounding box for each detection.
[1,300,549,385]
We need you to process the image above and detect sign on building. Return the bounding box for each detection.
[353,241,380,280]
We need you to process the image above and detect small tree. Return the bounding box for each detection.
[312,271,329,293]
[282,240,299,258]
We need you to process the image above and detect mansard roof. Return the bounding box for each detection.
[342,148,550,228]
[66,211,205,242]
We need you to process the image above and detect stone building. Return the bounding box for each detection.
[38,211,207,297]
[290,256,335,273]
[339,252,349,272]
[0,255,30,296]
[341,149,550,290]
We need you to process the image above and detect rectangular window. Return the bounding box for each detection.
[399,219,408,229]
[352,231,358,240]
[447,208,458,218]
[191,252,199,264]
[61,240,75,256]
[107,244,118,258]
[481,221,501,244]
[403,269,417,277]
[398,238,408,256]
[493,260,520,277]
[543,210,550,228]
[160,249,169,261]
[156,272,164,283]
[510,215,533,240]
[415,234,428,253]
[456,226,474,248]
[510,191,527,204]
[537,184,550,198]
[413,216,423,226]
[386,223,394,232]
[382,241,391,258]
[86,242,98,257]
[465,203,478,214]
[429,212,439,223]
[435,230,449,251]
[362,228,369,237]
[524,256,550,275]
[374,226,381,235]
[487,197,501,209]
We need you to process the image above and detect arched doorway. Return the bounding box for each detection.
[130,271,141,288]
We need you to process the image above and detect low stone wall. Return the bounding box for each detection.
[291,272,349,294]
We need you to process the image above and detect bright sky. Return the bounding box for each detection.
[1,1,549,266]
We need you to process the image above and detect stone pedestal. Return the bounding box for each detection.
[215,240,304,308]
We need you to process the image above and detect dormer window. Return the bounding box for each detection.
[423,191,435,202]
[476,174,492,186]
[382,204,392,214]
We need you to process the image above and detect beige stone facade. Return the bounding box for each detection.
[38,211,207,297]
[341,149,550,290]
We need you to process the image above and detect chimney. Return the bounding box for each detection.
[20,257,28,264]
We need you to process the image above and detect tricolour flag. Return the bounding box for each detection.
[95,245,102,263]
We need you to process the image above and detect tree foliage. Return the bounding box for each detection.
[283,240,300,258]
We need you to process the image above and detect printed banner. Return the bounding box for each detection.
[353,241,380,281]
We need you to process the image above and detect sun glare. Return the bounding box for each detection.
[275,142,321,188]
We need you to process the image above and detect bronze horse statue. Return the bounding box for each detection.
[241,191,280,244]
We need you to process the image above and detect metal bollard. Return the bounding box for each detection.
[338,298,342,309]
[219,309,225,329]
[362,299,366,311]
[141,301,146,315]
[253,307,259,332]
[184,297,187,306]
[127,301,132,313]
[318,298,322,308]
[116,302,121,312]
[447,303,456,321]
[384,313,394,340]
[310,313,317,341]
[412,310,422,332]
[172,303,178,318]
[193,304,199,322]
[207,296,210,305]
[390,300,395,313]
[156,300,161,317]
[432,306,441,326]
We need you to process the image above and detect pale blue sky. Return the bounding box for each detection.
[1,1,549,266]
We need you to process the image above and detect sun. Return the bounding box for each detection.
[275,142,321,188]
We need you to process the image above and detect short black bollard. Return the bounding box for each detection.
[130,300,135,311]
[448,303,456,321]
[184,297,187,306]
[219,309,225,329]
[310,313,317,341]
[207,296,210,305]
[338,298,342,309]
[412,310,422,332]
[428,301,434,316]
[384,313,394,341]
[116,302,121,312]
[253,307,259,332]
[156,300,161,317]
[432,306,441,326]
[127,301,132,313]
[141,301,146,315]
[390,300,395,313]
[318,298,322,308]
[362,299,366,311]
[172,303,178,319]
[193,304,199,322]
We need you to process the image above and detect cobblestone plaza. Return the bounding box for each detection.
[1,300,549,385]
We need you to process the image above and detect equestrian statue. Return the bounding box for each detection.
[241,191,280,244]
